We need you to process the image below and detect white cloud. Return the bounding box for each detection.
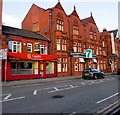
[2,14,22,28]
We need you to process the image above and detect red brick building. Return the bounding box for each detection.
[2,25,58,80]
[23,1,111,77]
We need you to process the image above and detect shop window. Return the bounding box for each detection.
[9,41,21,53]
[40,45,47,54]
[57,38,61,50]
[46,62,54,74]
[62,39,66,51]
[11,61,38,76]
[27,43,32,52]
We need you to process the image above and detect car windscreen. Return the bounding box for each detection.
[91,69,100,72]
[83,70,90,73]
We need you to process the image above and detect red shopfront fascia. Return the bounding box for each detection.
[8,52,58,61]
[4,52,58,81]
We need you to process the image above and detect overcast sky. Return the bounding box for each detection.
[2,0,119,32]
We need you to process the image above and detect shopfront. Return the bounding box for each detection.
[3,52,58,81]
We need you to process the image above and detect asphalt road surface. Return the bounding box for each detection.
[1,75,120,114]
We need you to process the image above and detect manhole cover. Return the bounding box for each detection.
[52,95,64,98]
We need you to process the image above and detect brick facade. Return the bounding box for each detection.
[21,1,120,76]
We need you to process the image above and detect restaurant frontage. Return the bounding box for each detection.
[2,52,58,81]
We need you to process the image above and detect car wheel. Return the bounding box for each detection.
[102,75,104,79]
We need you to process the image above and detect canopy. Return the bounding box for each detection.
[8,52,58,61]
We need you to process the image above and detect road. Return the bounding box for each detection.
[1,75,120,114]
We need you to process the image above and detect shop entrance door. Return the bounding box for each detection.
[39,62,45,77]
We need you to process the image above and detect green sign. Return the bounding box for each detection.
[86,49,92,58]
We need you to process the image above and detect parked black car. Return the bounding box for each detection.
[82,68,104,79]
[117,69,120,75]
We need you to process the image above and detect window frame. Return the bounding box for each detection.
[27,43,32,53]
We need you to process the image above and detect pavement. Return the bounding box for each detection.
[1,72,116,87]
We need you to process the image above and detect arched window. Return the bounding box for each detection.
[56,12,64,31]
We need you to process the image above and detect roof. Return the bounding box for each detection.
[2,25,51,42]
[82,15,96,25]
[108,29,118,38]
[69,5,79,18]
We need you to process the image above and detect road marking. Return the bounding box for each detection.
[33,85,68,95]
[0,96,25,103]
[4,94,11,100]
[97,99,120,114]
[96,92,119,104]
[68,112,76,115]
[48,85,78,93]
[81,83,86,85]
[54,87,59,91]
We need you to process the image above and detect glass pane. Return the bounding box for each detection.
[46,62,54,74]
[40,64,43,70]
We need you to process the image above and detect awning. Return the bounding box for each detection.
[79,58,85,62]
[93,59,97,63]
[8,52,58,61]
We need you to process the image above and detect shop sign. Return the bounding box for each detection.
[27,54,42,60]
[86,49,92,58]
[0,49,7,59]
[34,43,40,51]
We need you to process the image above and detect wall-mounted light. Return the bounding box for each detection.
[23,43,26,46]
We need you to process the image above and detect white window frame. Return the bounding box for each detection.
[73,42,77,52]
[62,39,66,51]
[27,43,32,52]
[57,58,61,72]
[9,41,21,53]
[40,45,47,54]
[57,38,61,50]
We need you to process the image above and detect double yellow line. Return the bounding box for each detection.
[95,99,120,114]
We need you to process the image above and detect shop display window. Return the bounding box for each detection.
[11,61,38,76]
[46,62,54,74]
